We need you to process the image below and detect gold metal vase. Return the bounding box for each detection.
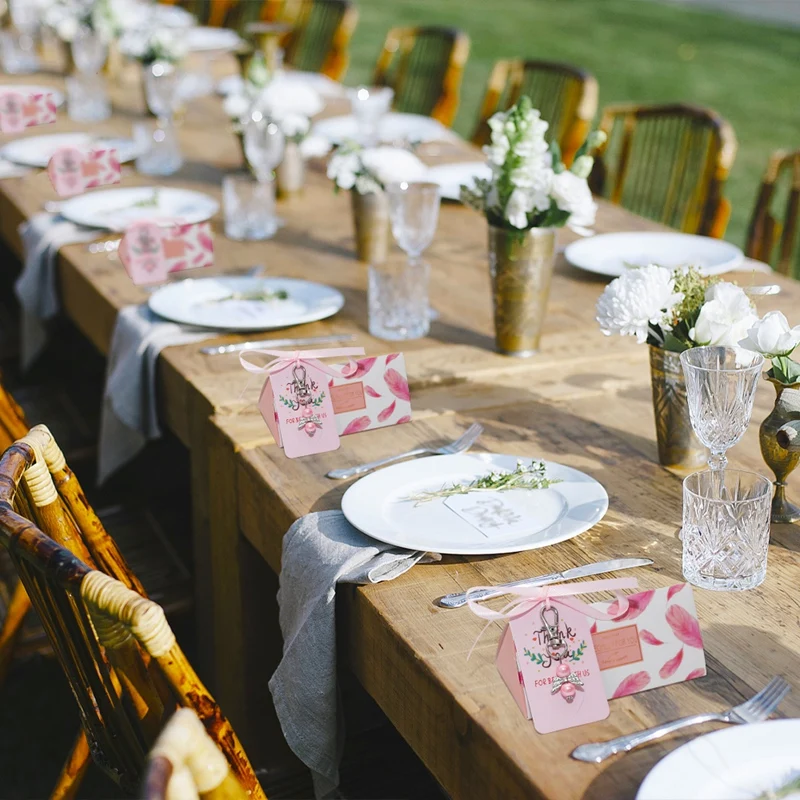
[759,379,800,523]
[487,225,556,356]
[649,346,707,471]
[351,190,390,264]
[276,141,305,198]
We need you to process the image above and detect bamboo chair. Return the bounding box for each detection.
[746,149,800,279]
[372,26,471,127]
[143,709,250,800]
[589,102,737,238]
[179,0,279,30]
[282,0,358,81]
[471,59,598,165]
[0,428,265,799]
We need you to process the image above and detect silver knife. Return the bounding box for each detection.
[201,333,357,355]
[434,557,654,609]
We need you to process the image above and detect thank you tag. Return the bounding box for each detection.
[509,599,609,734]
[0,89,57,133]
[119,220,214,285]
[47,146,121,197]
[444,491,532,538]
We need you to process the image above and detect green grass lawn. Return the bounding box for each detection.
[343,0,800,249]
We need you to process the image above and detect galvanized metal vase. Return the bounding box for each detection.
[649,345,707,471]
[759,379,800,523]
[351,190,390,264]
[487,225,556,356]
[276,141,305,198]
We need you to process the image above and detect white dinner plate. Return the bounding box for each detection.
[58,187,219,232]
[341,453,608,556]
[151,4,196,27]
[564,231,744,278]
[1,132,142,168]
[312,112,453,145]
[427,161,492,201]
[217,71,344,99]
[0,84,65,108]
[148,276,345,331]
[184,26,243,52]
[637,720,800,800]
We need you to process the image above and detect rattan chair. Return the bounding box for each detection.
[589,102,737,238]
[471,59,598,165]
[143,708,250,800]
[372,26,470,127]
[0,427,264,799]
[178,0,279,31]
[282,0,358,81]
[746,149,800,279]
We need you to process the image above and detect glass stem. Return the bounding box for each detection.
[708,450,728,471]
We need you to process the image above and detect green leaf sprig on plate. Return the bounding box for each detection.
[206,288,290,305]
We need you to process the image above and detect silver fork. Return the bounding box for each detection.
[572,676,790,763]
[326,423,483,480]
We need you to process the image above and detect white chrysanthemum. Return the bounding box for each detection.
[223,92,250,122]
[596,265,684,343]
[299,134,331,159]
[551,169,597,234]
[359,147,428,187]
[274,112,310,140]
[327,151,359,190]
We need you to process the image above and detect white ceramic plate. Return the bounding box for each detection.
[217,70,344,99]
[637,720,800,800]
[1,132,143,168]
[184,26,243,52]
[564,231,744,278]
[0,84,65,108]
[313,112,453,145]
[427,161,492,201]
[148,276,345,331]
[341,453,608,555]
[58,186,219,232]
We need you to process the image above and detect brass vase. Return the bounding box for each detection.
[759,379,800,523]
[276,141,305,198]
[351,190,390,264]
[649,346,707,471]
[487,225,556,356]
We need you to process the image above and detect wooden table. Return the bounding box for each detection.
[1,55,799,799]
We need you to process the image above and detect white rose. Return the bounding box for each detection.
[276,112,310,139]
[360,147,427,187]
[505,188,532,229]
[223,93,250,122]
[300,134,331,160]
[551,169,597,234]
[571,154,594,180]
[739,311,800,359]
[690,282,757,347]
[262,79,323,118]
[56,16,79,41]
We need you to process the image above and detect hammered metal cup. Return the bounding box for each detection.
[488,225,556,357]
[351,189,390,264]
[276,141,305,198]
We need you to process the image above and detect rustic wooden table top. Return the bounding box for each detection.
[2,53,800,800]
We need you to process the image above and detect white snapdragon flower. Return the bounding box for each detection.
[505,187,532,229]
[56,15,79,41]
[551,169,597,234]
[327,151,360,190]
[571,155,594,180]
[739,311,800,359]
[223,93,250,122]
[596,265,684,343]
[359,147,427,187]
[689,282,757,347]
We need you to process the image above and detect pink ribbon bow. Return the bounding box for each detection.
[239,346,366,381]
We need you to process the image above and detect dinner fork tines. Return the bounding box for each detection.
[571,676,790,763]
[326,422,483,480]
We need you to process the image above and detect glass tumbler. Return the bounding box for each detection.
[682,469,772,590]
[368,254,430,341]
[67,74,111,122]
[347,85,393,146]
[0,29,39,74]
[223,174,278,241]
[133,121,183,176]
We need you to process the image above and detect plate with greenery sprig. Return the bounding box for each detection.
[341,453,608,555]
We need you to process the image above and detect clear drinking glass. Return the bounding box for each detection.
[242,113,284,235]
[223,174,278,241]
[0,29,40,74]
[142,62,183,176]
[682,469,772,590]
[368,254,430,341]
[133,121,182,176]
[67,73,111,122]
[346,85,393,146]
[71,27,107,74]
[680,346,764,471]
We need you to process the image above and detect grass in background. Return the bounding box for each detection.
[343,0,800,248]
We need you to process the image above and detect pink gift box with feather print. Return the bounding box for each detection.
[328,353,412,435]
[497,583,706,718]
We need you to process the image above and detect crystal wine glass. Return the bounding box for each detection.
[680,346,764,471]
[72,26,107,74]
[143,62,183,175]
[242,112,285,237]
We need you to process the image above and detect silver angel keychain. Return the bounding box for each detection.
[541,605,584,702]
[292,364,323,437]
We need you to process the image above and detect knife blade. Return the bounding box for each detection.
[201,333,357,355]
[434,557,654,609]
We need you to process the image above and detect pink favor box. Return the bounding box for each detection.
[0,89,57,133]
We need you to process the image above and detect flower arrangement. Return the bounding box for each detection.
[596,264,757,352]
[41,0,135,42]
[327,144,428,195]
[740,311,800,385]
[460,95,603,235]
[120,26,187,65]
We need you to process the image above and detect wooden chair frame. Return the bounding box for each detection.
[746,149,800,277]
[472,58,598,164]
[372,26,470,127]
[590,102,737,238]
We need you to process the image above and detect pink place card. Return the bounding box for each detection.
[47,146,121,197]
[0,89,57,134]
[119,220,214,285]
[328,353,412,435]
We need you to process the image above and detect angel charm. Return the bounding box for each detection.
[292,364,323,437]
[550,664,584,702]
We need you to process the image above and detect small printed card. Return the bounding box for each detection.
[329,354,412,435]
[0,89,57,133]
[590,583,706,698]
[444,492,532,539]
[119,220,214,285]
[47,146,121,197]
[508,599,609,734]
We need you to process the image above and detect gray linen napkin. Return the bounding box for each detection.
[98,304,214,483]
[16,213,102,369]
[269,510,440,799]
